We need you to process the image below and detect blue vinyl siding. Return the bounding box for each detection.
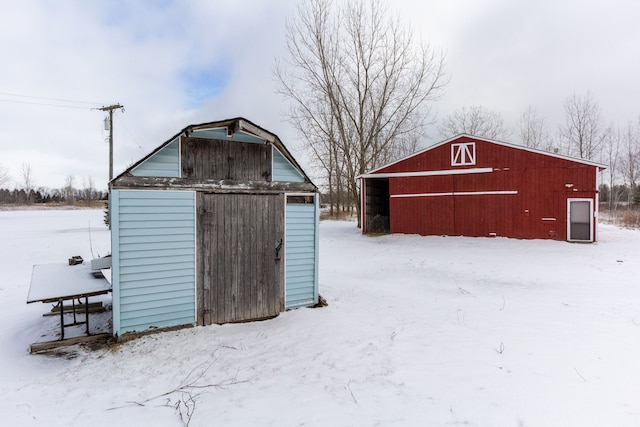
[273,148,304,182]
[131,138,180,177]
[285,198,318,309]
[191,128,264,144]
[111,190,196,335]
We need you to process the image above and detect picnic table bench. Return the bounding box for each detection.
[27,263,112,341]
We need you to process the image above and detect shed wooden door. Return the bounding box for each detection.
[197,193,284,324]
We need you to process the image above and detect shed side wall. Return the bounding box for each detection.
[112,190,196,335]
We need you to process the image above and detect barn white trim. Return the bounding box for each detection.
[359,167,493,179]
[390,190,518,198]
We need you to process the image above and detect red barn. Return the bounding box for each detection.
[360,134,606,242]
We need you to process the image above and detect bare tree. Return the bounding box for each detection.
[289,106,347,216]
[602,125,621,210]
[0,163,10,188]
[620,119,639,207]
[559,92,604,160]
[439,105,510,140]
[274,0,447,225]
[518,106,553,150]
[21,163,34,204]
[64,175,76,204]
[82,176,96,201]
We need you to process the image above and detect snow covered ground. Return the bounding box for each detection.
[1,208,640,426]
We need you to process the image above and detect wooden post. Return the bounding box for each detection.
[97,104,124,181]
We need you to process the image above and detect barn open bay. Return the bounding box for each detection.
[1,208,640,426]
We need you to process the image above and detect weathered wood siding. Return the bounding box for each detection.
[273,148,304,182]
[181,136,271,181]
[111,190,196,335]
[131,138,180,177]
[285,196,319,309]
[197,193,284,324]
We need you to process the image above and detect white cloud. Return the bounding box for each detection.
[0,0,638,190]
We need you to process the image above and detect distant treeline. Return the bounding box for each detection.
[0,187,107,205]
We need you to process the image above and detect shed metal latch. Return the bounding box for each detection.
[275,238,283,260]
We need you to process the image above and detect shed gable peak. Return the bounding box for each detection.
[112,117,317,188]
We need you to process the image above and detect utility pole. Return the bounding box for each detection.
[98,104,124,181]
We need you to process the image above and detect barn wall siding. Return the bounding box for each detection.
[111,190,196,335]
[387,167,595,240]
[285,198,318,309]
[365,135,602,241]
[131,138,180,177]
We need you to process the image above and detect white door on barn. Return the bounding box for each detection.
[567,198,593,242]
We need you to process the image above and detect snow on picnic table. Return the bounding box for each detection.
[26,263,111,303]
[1,208,640,426]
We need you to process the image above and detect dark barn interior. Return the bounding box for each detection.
[364,178,390,233]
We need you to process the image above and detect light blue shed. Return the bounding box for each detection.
[110,118,319,336]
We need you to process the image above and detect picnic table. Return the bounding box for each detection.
[27,263,112,340]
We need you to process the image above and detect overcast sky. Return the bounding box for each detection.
[1,0,638,190]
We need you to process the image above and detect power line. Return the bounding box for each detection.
[0,98,96,110]
[115,113,146,154]
[0,91,102,105]
[0,91,103,110]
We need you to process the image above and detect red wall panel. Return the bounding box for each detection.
[390,196,455,236]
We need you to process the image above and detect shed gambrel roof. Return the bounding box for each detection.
[112,117,314,185]
[360,134,607,178]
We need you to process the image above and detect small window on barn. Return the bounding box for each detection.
[451,142,476,166]
[287,195,315,204]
